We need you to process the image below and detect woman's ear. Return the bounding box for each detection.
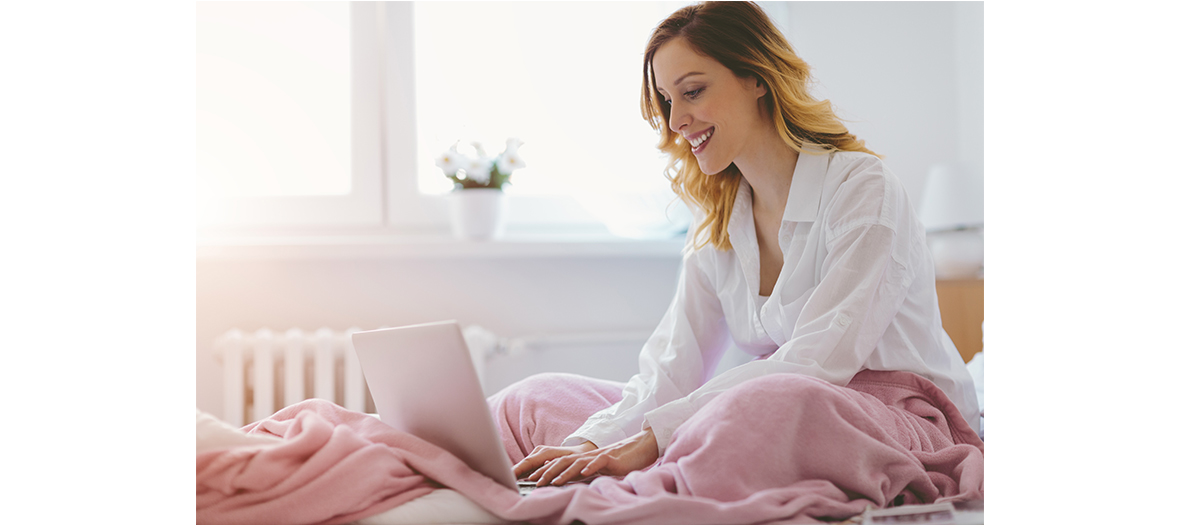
[746,76,767,99]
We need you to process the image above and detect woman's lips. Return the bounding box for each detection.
[691,128,713,155]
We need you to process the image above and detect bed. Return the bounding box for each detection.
[196,348,984,525]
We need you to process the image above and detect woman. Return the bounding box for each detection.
[500,1,980,488]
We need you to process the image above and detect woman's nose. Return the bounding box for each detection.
[668,103,690,134]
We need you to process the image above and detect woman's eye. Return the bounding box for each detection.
[685,88,703,99]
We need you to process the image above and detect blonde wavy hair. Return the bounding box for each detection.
[641,1,878,251]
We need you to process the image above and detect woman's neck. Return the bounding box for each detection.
[734,124,799,220]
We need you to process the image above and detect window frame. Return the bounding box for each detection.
[198,2,385,232]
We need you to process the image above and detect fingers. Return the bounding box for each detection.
[527,454,567,483]
[513,446,553,478]
[534,453,596,487]
[513,442,622,487]
[514,445,574,479]
[558,455,604,485]
[516,432,656,487]
[579,453,611,478]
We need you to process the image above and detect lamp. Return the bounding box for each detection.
[919,163,984,279]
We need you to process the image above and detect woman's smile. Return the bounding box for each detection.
[688,126,714,154]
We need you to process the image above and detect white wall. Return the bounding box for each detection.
[782,1,983,203]
[954,2,985,170]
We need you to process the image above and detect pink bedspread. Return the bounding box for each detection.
[196,370,983,524]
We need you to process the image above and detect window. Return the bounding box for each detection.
[196,2,788,237]
[392,1,697,237]
[197,2,382,230]
[411,2,691,199]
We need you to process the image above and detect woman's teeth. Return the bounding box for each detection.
[690,128,713,148]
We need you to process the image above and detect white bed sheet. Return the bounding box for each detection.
[350,489,508,525]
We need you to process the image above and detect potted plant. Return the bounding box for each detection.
[435,138,525,240]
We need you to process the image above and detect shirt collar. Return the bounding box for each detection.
[781,144,830,223]
[729,177,756,251]
[727,178,760,298]
[728,144,830,231]
[725,145,831,298]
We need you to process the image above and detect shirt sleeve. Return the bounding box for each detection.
[643,169,915,453]
[562,246,731,451]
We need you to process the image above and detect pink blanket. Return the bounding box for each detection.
[197,371,983,524]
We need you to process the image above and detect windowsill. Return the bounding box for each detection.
[196,230,688,260]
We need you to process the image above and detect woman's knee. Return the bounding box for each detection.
[492,372,623,421]
[496,372,584,399]
[736,373,832,397]
[773,373,836,396]
[707,373,849,418]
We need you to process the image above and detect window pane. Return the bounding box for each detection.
[197,1,351,197]
[413,2,693,198]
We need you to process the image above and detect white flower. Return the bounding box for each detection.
[470,141,489,160]
[466,157,493,184]
[495,138,525,175]
[496,151,526,175]
[434,145,466,176]
[504,137,523,155]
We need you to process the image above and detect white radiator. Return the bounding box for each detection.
[214,325,653,427]
[215,327,369,427]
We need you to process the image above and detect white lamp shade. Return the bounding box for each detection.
[920,163,984,231]
[928,229,985,279]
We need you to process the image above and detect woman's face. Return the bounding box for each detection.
[651,37,767,175]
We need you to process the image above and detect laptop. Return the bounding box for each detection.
[351,320,539,496]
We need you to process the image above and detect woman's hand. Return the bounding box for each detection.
[515,428,660,487]
[513,441,598,481]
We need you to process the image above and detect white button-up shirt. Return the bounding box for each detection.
[566,149,981,454]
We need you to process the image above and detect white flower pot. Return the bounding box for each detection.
[448,188,506,240]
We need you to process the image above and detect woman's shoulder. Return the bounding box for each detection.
[819,151,904,233]
[822,150,911,196]
[827,151,893,185]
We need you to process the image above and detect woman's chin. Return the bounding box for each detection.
[698,161,726,176]
[693,150,732,175]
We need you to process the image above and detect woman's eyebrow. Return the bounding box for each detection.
[674,72,704,86]
[657,72,706,96]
